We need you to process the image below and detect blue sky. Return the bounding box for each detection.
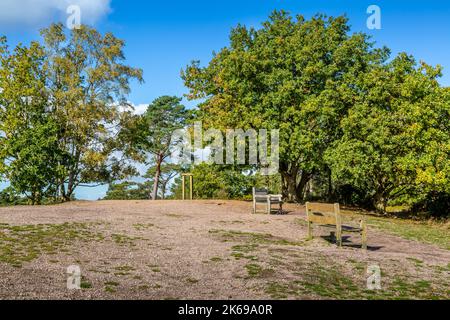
[1,0,449,200]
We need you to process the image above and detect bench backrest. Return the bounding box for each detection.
[305,202,341,225]
[253,188,268,196]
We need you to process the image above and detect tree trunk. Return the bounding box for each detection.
[65,173,75,202]
[151,154,162,200]
[373,192,388,214]
[296,173,311,203]
[280,164,311,203]
[281,173,295,201]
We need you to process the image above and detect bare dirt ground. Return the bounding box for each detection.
[0,200,448,300]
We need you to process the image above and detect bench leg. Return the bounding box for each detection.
[336,225,342,247]
[361,219,367,250]
[307,221,313,240]
[335,214,342,247]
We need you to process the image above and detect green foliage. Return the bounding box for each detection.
[0,187,26,206]
[144,162,181,199]
[0,41,65,204]
[183,11,449,215]
[325,54,450,212]
[170,163,281,200]
[0,13,448,217]
[103,181,149,200]
[120,96,189,200]
[182,11,387,202]
[411,192,450,219]
[0,24,143,203]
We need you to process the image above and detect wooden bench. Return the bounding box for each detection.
[305,202,367,249]
[252,188,283,214]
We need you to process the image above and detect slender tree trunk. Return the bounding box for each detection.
[151,154,162,200]
[64,172,75,202]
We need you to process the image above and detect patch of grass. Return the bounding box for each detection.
[133,223,155,231]
[210,257,223,262]
[112,265,135,276]
[295,218,308,226]
[244,263,275,278]
[209,229,303,246]
[165,214,184,218]
[406,257,424,268]
[264,256,449,300]
[111,234,143,247]
[347,259,366,272]
[0,222,103,267]
[80,277,92,289]
[265,282,291,299]
[114,265,135,272]
[105,286,116,293]
[88,268,110,274]
[368,217,450,250]
[386,277,442,299]
[245,263,263,277]
[433,263,450,273]
[138,285,150,290]
[230,244,259,261]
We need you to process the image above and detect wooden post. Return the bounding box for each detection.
[335,203,342,247]
[189,175,193,200]
[267,196,271,214]
[252,188,256,214]
[182,175,185,200]
[361,218,367,250]
[306,202,313,240]
[181,173,193,200]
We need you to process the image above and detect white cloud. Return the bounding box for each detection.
[0,0,111,29]
[132,103,149,115]
[117,102,149,115]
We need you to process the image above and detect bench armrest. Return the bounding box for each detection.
[268,194,283,202]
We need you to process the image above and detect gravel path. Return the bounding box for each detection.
[0,200,448,300]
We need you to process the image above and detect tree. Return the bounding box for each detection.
[121,96,188,200]
[182,11,387,202]
[0,40,65,204]
[103,181,149,200]
[1,24,142,203]
[40,23,143,201]
[325,53,450,212]
[144,163,181,199]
